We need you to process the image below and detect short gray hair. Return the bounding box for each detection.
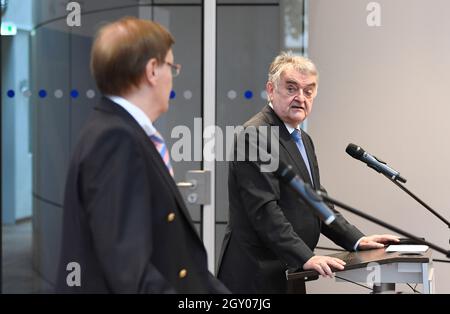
[268,51,318,86]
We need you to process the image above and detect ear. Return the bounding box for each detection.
[313,84,318,98]
[145,58,159,86]
[266,81,274,102]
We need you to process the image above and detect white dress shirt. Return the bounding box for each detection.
[107,95,157,137]
[268,102,363,250]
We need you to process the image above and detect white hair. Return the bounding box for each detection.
[268,51,318,86]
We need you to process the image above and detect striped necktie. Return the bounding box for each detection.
[291,129,313,185]
[149,130,174,177]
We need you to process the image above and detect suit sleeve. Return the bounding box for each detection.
[80,129,175,293]
[230,132,315,271]
[321,214,365,251]
[302,132,365,251]
[319,186,365,251]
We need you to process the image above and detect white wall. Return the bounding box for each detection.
[307,0,450,293]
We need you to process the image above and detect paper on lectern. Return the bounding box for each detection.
[385,245,429,253]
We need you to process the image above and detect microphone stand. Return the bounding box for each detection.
[387,177,450,243]
[316,191,450,258]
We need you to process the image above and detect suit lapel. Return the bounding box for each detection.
[261,105,314,186]
[95,97,203,244]
[144,142,204,243]
[300,129,320,188]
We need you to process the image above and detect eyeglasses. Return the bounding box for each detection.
[165,61,181,77]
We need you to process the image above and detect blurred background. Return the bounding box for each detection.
[1,0,449,293]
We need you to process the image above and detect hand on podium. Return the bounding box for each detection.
[303,255,347,278]
[358,234,400,250]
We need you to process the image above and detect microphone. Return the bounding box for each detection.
[346,143,407,183]
[275,161,336,225]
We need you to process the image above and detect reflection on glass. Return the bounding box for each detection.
[281,0,307,55]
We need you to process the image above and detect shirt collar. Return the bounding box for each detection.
[268,101,300,135]
[107,95,157,137]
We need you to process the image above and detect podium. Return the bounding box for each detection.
[286,248,434,294]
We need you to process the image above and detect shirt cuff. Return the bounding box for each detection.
[353,237,365,251]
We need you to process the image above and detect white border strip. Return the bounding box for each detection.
[203,0,216,273]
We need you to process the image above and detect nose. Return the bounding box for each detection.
[293,91,306,103]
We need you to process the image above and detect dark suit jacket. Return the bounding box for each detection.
[56,97,228,293]
[217,105,364,293]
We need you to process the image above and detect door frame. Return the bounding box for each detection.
[202,0,216,273]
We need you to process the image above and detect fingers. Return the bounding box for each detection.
[329,258,346,270]
[321,262,333,277]
[370,234,401,243]
[380,234,401,243]
[361,241,385,249]
[371,241,385,248]
[333,258,347,266]
[312,262,332,277]
[320,258,345,276]
[313,263,327,277]
[304,256,346,278]
[361,235,401,249]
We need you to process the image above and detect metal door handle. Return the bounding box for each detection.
[177,180,197,189]
[177,171,210,205]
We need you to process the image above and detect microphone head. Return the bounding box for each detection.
[346,143,365,159]
[275,160,296,182]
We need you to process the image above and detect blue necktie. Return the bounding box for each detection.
[149,130,174,177]
[291,129,313,185]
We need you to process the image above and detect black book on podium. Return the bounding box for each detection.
[388,237,426,245]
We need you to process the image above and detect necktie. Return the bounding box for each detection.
[291,129,313,185]
[150,130,174,177]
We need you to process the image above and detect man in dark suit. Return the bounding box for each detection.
[217,52,399,293]
[56,17,228,293]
